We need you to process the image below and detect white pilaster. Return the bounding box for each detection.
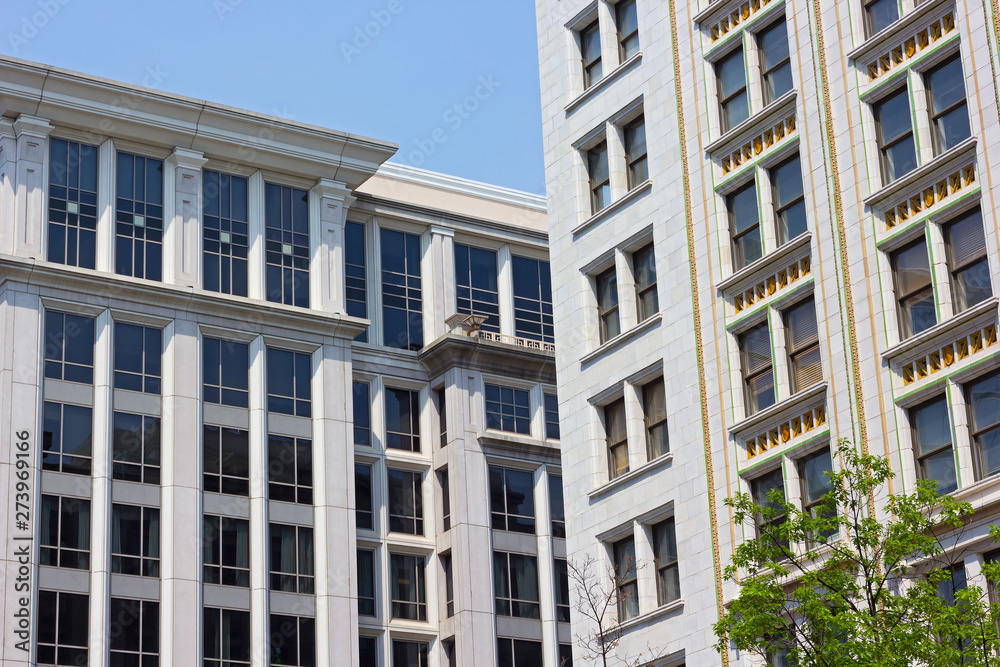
[96,139,116,274]
[425,225,456,341]
[164,148,208,288]
[614,248,638,334]
[498,244,515,338]
[12,115,53,260]
[309,178,356,314]
[248,334,269,667]
[0,120,17,256]
[535,468,558,667]
[247,171,266,301]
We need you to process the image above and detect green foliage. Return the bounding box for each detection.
[714,439,1000,666]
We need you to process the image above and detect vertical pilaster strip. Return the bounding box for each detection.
[986,1,1000,119]
[309,179,355,314]
[0,120,17,256]
[96,139,115,274]
[534,467,557,667]
[89,309,113,667]
[247,171,266,302]
[11,115,52,260]
[248,335,268,667]
[164,148,208,288]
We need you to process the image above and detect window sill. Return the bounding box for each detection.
[564,52,643,114]
[881,296,998,362]
[716,232,812,292]
[705,90,797,156]
[728,382,828,439]
[572,179,653,237]
[862,137,977,211]
[618,598,685,632]
[580,311,662,365]
[588,452,673,500]
[846,0,954,63]
[479,431,561,459]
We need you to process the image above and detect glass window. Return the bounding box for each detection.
[865,0,898,36]
[633,243,658,321]
[653,518,680,605]
[606,399,629,479]
[581,19,603,89]
[443,640,457,667]
[203,170,249,296]
[597,267,620,343]
[643,378,669,460]
[111,503,160,577]
[268,435,312,504]
[354,381,371,446]
[114,322,162,393]
[946,208,992,312]
[358,548,377,617]
[752,468,788,549]
[203,515,250,587]
[588,142,611,213]
[625,116,648,188]
[617,0,639,61]
[392,640,429,667]
[729,182,761,270]
[380,228,423,350]
[892,238,936,339]
[512,256,554,343]
[741,322,775,415]
[203,425,250,496]
[966,371,1000,479]
[42,401,92,475]
[203,337,249,408]
[267,348,312,417]
[37,591,88,667]
[264,183,310,307]
[498,639,544,667]
[116,152,164,281]
[771,155,806,245]
[936,563,968,606]
[108,598,159,666]
[385,387,420,451]
[545,394,560,440]
[438,388,448,448]
[269,523,314,594]
[204,607,251,667]
[112,412,160,485]
[390,554,427,621]
[759,20,792,104]
[549,474,566,538]
[269,615,315,667]
[40,495,90,569]
[875,88,917,183]
[44,311,95,384]
[455,244,500,333]
[439,469,451,532]
[494,551,540,619]
[346,221,368,342]
[910,397,956,493]
[359,637,379,667]
[356,463,374,531]
[554,558,571,622]
[559,644,575,667]
[387,468,423,535]
[443,552,454,617]
[614,537,639,621]
[489,466,536,533]
[48,138,98,269]
[799,448,837,544]
[926,55,971,155]
[785,298,822,393]
[485,384,531,435]
[717,48,749,132]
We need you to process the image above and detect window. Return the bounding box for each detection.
[443,640,457,667]
[116,152,164,281]
[109,598,159,667]
[728,182,761,270]
[512,256,554,343]
[489,466,536,533]
[360,637,379,667]
[785,298,821,393]
[203,170,249,296]
[346,221,368,342]
[114,322,162,393]
[438,388,448,448]
[439,469,451,532]
[358,548,376,616]
[549,473,566,538]
[554,558,571,622]
[485,384,531,435]
[40,495,90,569]
[545,393,560,440]
[265,183,309,307]
[624,116,648,188]
[966,371,1000,479]
[270,523,314,594]
[946,208,991,312]
[588,142,611,213]
[614,537,639,621]
[48,138,98,269]
[771,155,806,245]
[455,244,500,333]
[864,0,898,36]
[936,563,967,605]
[617,0,639,61]
[42,401,92,475]
[354,381,371,446]
[597,267,620,343]
[385,387,420,451]
[799,447,837,543]
[267,348,312,416]
[203,425,250,496]
[653,518,680,605]
[643,378,669,460]
[203,337,249,407]
[381,228,423,350]
[752,468,787,549]
[269,615,315,667]
[606,399,629,479]
[37,591,88,666]
[633,243,658,321]
[268,435,313,504]
[387,468,423,535]
[44,310,94,383]
[494,552,540,619]
[768,647,795,667]
[443,553,455,617]
[717,48,749,132]
[741,322,775,415]
[559,644,575,667]
[203,515,250,587]
[758,20,792,104]
[928,58,972,158]
[113,412,161,484]
[390,554,427,621]
[498,639,544,667]
[356,464,374,531]
[392,640,429,667]
[875,88,917,183]
[892,238,936,339]
[581,19,603,89]
[204,607,251,667]
[111,503,160,577]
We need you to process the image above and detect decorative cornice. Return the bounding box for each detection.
[375,162,546,211]
[707,92,796,168]
[882,297,998,362]
[12,114,53,138]
[863,137,977,213]
[729,382,828,439]
[846,0,955,65]
[717,231,811,292]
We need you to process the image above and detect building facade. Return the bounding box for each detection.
[536,0,1000,665]
[0,56,570,667]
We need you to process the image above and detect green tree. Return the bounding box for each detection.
[715,439,1000,666]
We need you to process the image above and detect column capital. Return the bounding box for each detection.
[0,118,15,141]
[165,147,208,170]
[428,223,455,238]
[12,114,53,138]
[311,177,354,203]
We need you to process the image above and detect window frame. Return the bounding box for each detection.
[874,86,917,184]
[202,337,249,408]
[353,380,372,446]
[588,141,611,213]
[605,398,629,479]
[944,207,991,313]
[616,0,639,61]
[757,18,792,106]
[642,378,669,460]
[269,522,315,594]
[110,502,160,577]
[716,47,749,133]
[345,220,368,342]
[204,607,251,667]
[268,614,315,667]
[909,395,957,494]
[653,518,680,606]
[455,243,501,333]
[380,227,424,350]
[384,386,420,452]
[357,548,377,617]
[891,237,936,340]
[489,466,537,534]
[965,370,1000,480]
[624,115,648,189]
[115,151,164,282]
[613,536,639,622]
[44,310,95,384]
[266,347,312,417]
[47,137,98,270]
[42,401,93,476]
[596,266,621,344]
[925,54,971,155]
[203,424,250,497]
[751,467,788,549]
[40,494,91,570]
[740,321,776,416]
[202,169,250,297]
[263,182,310,308]
[580,19,603,89]
[267,434,313,505]
[632,243,659,322]
[770,154,807,246]
[37,590,89,666]
[387,468,424,535]
[113,321,162,394]
[485,383,532,435]
[784,297,822,395]
[493,551,541,619]
[108,598,159,666]
[864,0,899,38]
[203,514,251,587]
[728,180,762,271]
[390,553,428,622]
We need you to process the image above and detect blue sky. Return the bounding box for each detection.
[0,0,546,194]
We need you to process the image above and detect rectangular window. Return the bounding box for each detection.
[617,0,639,61]
[633,244,658,321]
[494,551,540,619]
[729,182,761,270]
[588,142,611,213]
[549,474,566,538]
[614,537,639,621]
[875,88,917,183]
[380,228,423,350]
[387,468,423,535]
[345,221,368,342]
[203,515,250,587]
[596,267,620,343]
[717,48,749,132]
[109,598,159,666]
[489,466,536,533]
[545,393,560,440]
[752,468,787,549]
[44,310,95,383]
[554,558,571,622]
[204,425,249,496]
[653,518,680,605]
[392,640,428,667]
[799,448,837,544]
[759,20,792,104]
[485,384,531,434]
[112,412,160,484]
[48,138,98,269]
[40,495,90,569]
[37,591,88,666]
[559,644,575,667]
[204,607,251,667]
[741,322,775,415]
[439,469,451,532]
[946,208,992,312]
[114,322,162,393]
[865,0,899,36]
[385,386,420,451]
[360,637,378,667]
[390,554,427,621]
[358,548,376,617]
[606,399,629,479]
[443,640,457,667]
[926,55,971,155]
[443,552,454,617]
[892,238,936,339]
[512,256,554,343]
[267,348,312,417]
[203,337,249,407]
[111,503,160,577]
[268,435,313,504]
[966,371,1000,479]
[264,183,310,307]
[498,639,544,667]
[354,380,371,446]
[116,152,164,281]
[643,378,669,460]
[581,19,603,89]
[269,523,314,594]
[911,397,957,493]
[438,388,448,448]
[269,615,315,667]
[42,401,92,475]
[455,244,500,333]
[203,170,249,297]
[624,116,648,188]
[356,463,374,531]
[771,155,806,245]
[785,298,822,393]
[936,563,967,605]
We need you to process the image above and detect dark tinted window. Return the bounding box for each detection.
[44,311,95,383]
[346,221,368,342]
[42,401,92,475]
[545,394,560,440]
[203,424,250,496]
[269,615,315,667]
[37,590,89,666]
[203,170,249,296]
[204,607,251,667]
[388,468,423,535]
[109,598,159,664]
[358,549,377,616]
[112,412,161,484]
[40,495,90,569]
[390,555,427,621]
[48,138,98,269]
[110,504,160,577]
[267,348,312,416]
[512,256,554,344]
[203,338,249,407]
[356,464,374,531]
[269,523,314,594]
[455,244,500,332]
[354,381,371,446]
[385,387,420,451]
[549,474,565,538]
[115,152,163,281]
[268,435,312,504]
[203,516,250,587]
[264,183,310,307]
[114,322,161,393]
[489,466,536,533]
[381,228,423,350]
[485,384,531,435]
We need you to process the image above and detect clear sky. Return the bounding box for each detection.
[0,0,546,194]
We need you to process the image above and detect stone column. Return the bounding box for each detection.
[309,179,356,314]
[164,148,208,288]
[95,139,116,273]
[248,335,269,667]
[12,115,52,260]
[535,468,558,667]
[423,225,455,341]
[247,171,266,301]
[497,245,515,338]
[0,120,17,255]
